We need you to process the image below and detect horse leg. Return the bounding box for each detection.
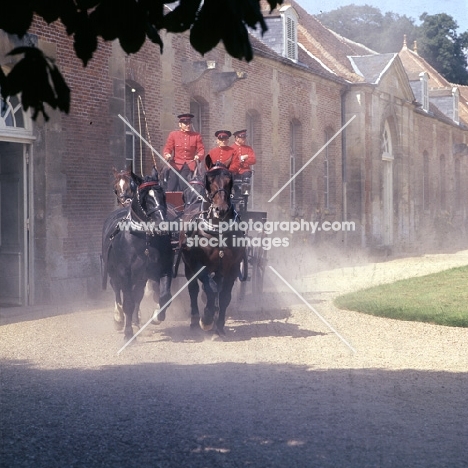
[184,264,201,328]
[122,286,136,341]
[111,279,124,330]
[187,279,201,329]
[121,279,145,341]
[154,274,172,322]
[199,272,218,331]
[131,279,146,328]
[216,276,236,337]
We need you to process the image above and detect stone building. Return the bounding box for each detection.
[0,2,466,307]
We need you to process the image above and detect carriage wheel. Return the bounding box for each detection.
[251,246,267,297]
[238,248,249,282]
[172,247,182,278]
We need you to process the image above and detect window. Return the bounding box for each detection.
[190,97,208,144]
[0,93,26,130]
[440,155,446,210]
[290,120,301,211]
[422,152,429,211]
[419,72,429,112]
[382,121,393,160]
[190,100,202,133]
[454,158,461,211]
[452,87,459,125]
[324,130,330,210]
[246,111,260,209]
[281,6,298,62]
[125,84,138,170]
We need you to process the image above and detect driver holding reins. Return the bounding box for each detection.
[163,113,205,191]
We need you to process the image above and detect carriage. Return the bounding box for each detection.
[106,162,268,339]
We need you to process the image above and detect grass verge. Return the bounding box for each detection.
[333,265,468,327]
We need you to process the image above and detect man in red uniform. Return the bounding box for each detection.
[163,113,205,191]
[207,130,240,173]
[231,129,256,176]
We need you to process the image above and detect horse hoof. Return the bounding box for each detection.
[113,319,124,331]
[114,303,124,330]
[156,309,166,322]
[190,314,201,329]
[199,318,214,331]
[123,334,135,343]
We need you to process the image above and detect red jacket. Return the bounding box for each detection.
[208,146,240,173]
[163,130,205,171]
[231,143,256,174]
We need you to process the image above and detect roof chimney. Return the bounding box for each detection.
[403,34,407,49]
[413,40,418,55]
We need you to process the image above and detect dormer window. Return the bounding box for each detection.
[280,6,298,62]
[419,72,429,112]
[452,87,459,125]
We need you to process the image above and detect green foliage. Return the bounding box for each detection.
[417,13,468,85]
[0,0,281,120]
[317,4,418,53]
[334,266,468,327]
[317,5,468,84]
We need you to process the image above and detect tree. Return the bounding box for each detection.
[316,4,418,54]
[417,13,468,85]
[0,0,282,120]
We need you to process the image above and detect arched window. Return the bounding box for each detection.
[290,120,301,211]
[1,94,25,129]
[246,110,260,209]
[382,121,393,160]
[323,128,336,210]
[125,83,148,174]
[440,154,446,210]
[422,151,429,211]
[454,158,461,211]
[190,97,208,144]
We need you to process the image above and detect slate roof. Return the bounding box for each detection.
[348,54,398,85]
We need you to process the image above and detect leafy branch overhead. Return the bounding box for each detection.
[0,0,282,120]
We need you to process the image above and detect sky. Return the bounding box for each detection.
[297,0,468,34]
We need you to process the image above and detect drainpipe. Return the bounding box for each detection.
[341,84,351,247]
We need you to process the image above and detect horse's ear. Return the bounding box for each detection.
[112,167,118,176]
[151,166,159,182]
[205,154,213,170]
[131,171,143,187]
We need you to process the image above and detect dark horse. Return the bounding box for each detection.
[112,166,136,207]
[102,167,173,340]
[180,156,245,337]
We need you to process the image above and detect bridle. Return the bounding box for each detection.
[134,181,166,222]
[114,173,136,206]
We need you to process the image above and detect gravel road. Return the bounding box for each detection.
[1,248,467,467]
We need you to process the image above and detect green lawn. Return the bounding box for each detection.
[333,265,468,327]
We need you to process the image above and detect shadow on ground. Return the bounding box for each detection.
[1,360,467,468]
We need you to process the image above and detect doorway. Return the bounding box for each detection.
[0,142,30,306]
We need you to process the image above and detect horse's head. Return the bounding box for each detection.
[204,154,233,219]
[132,167,167,223]
[113,166,136,207]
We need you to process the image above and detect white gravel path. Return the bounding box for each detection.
[1,248,467,467]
